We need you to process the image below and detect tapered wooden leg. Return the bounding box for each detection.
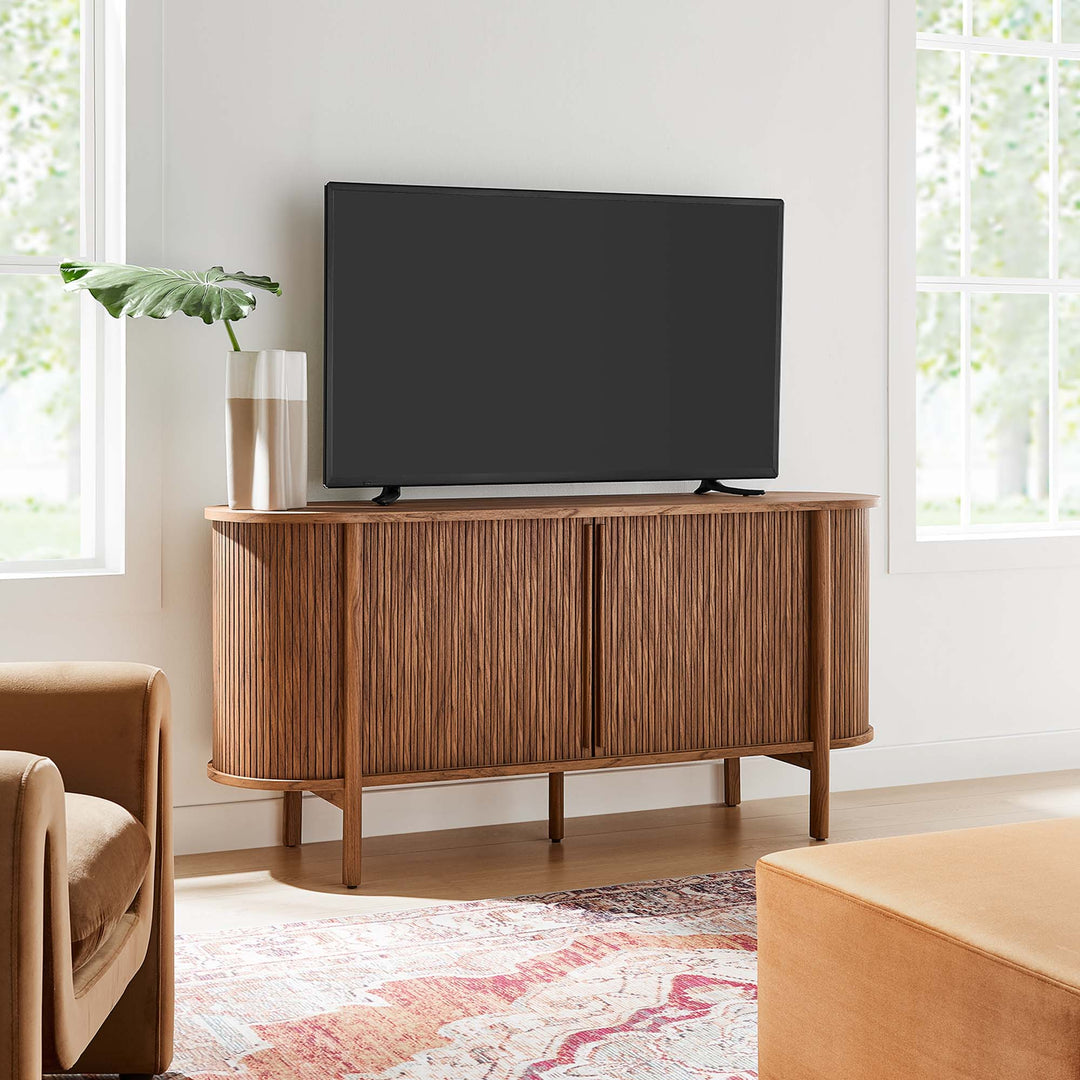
[810,749,829,840]
[723,758,741,807]
[548,771,564,842]
[342,523,363,887]
[342,777,362,887]
[809,510,833,842]
[283,791,302,847]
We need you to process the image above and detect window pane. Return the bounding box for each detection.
[970,54,1049,278]
[1063,1,1080,42]
[0,274,82,561]
[918,0,963,34]
[1058,294,1080,520]
[1060,62,1080,278]
[972,0,1052,40]
[917,49,962,276]
[0,0,81,257]
[917,291,963,527]
[970,292,1049,524]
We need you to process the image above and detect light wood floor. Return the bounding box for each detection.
[175,769,1080,933]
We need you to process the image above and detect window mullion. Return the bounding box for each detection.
[0,257,63,273]
[80,0,96,261]
[1051,57,1060,283]
[917,35,1080,58]
[1050,37,1061,526]
[1050,293,1060,525]
[960,49,971,280]
[960,31,972,528]
[961,289,973,529]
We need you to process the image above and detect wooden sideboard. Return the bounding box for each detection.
[205,492,877,886]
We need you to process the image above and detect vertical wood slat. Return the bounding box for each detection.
[829,508,871,740]
[580,522,595,749]
[357,518,590,775]
[591,522,604,753]
[211,521,343,780]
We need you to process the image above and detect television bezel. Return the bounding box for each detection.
[324,181,783,489]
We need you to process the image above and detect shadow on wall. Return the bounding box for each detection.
[279,191,325,495]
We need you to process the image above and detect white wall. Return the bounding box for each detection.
[7,0,1079,856]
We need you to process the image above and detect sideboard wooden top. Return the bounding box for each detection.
[206,491,880,524]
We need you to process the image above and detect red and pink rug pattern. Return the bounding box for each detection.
[167,870,759,1079]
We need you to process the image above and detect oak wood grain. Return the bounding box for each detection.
[358,731,874,786]
[809,510,833,841]
[723,758,741,807]
[830,508,870,741]
[205,491,879,525]
[207,493,875,881]
[581,522,595,750]
[595,511,811,756]
[206,764,344,791]
[176,772,1080,926]
[175,772,1080,926]
[207,735,875,791]
[342,524,363,887]
[355,518,591,775]
[211,522,343,781]
[548,772,564,843]
[283,792,302,847]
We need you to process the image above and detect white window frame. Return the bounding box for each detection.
[889,0,1080,572]
[0,0,124,579]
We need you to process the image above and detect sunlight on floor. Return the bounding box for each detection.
[175,872,458,933]
[1013,786,1080,817]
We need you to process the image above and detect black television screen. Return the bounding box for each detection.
[324,183,782,490]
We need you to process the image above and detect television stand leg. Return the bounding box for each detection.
[372,485,401,506]
[694,479,765,496]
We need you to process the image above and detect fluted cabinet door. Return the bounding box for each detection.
[356,518,591,775]
[595,512,812,755]
[212,521,343,781]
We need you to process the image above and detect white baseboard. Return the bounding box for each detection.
[174,728,1080,856]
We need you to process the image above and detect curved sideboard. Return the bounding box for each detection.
[206,491,878,885]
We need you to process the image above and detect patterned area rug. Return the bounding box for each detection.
[166,870,758,1079]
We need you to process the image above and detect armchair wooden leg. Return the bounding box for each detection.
[723,758,741,807]
[283,791,302,847]
[548,772,564,842]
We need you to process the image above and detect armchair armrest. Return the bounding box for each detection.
[0,750,74,1078]
[0,662,168,828]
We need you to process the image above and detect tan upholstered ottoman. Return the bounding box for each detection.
[756,819,1080,1079]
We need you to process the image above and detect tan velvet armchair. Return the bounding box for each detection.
[0,662,173,1079]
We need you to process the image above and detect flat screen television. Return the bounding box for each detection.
[324,182,782,494]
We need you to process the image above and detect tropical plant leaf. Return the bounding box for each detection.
[58,262,282,324]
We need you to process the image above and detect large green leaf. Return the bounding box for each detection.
[58,262,282,324]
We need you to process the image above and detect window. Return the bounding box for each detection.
[914,0,1080,536]
[0,0,122,575]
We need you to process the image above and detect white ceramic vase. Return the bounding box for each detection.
[225,350,308,511]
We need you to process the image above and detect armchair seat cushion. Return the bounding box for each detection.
[65,792,151,972]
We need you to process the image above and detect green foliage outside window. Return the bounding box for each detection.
[917,0,1080,528]
[0,0,82,562]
